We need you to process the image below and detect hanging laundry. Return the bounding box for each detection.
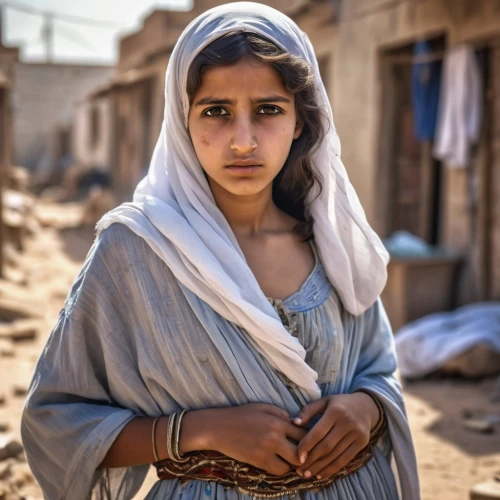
[433,44,483,168]
[411,40,442,140]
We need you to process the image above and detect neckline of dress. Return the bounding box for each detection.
[265,240,319,305]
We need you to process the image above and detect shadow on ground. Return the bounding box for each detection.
[403,375,500,457]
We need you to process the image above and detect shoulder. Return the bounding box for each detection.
[90,222,169,279]
[94,222,180,291]
[66,223,175,313]
[95,222,151,262]
[73,223,161,293]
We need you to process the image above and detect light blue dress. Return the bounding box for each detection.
[21,224,419,499]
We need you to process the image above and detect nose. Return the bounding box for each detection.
[230,115,257,154]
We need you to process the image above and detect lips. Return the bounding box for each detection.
[226,165,262,175]
[225,160,263,175]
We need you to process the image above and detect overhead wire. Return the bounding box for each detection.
[0,0,121,27]
[55,23,99,54]
[0,0,121,60]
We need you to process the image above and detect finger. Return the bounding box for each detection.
[298,421,350,471]
[293,399,328,426]
[284,422,308,443]
[315,442,361,479]
[277,439,302,467]
[298,434,355,478]
[266,456,293,477]
[297,414,336,463]
[261,404,292,421]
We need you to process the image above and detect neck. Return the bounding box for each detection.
[209,180,281,236]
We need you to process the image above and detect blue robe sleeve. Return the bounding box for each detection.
[349,299,421,500]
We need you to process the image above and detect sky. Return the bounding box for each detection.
[2,0,191,65]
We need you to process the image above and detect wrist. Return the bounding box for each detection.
[179,408,219,454]
[351,391,380,431]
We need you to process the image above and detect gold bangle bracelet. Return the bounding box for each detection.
[152,417,161,463]
[173,410,189,462]
[166,412,177,462]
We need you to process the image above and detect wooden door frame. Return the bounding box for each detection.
[375,34,447,241]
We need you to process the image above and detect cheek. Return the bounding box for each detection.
[258,122,296,156]
[191,126,215,158]
[262,117,295,138]
[190,126,224,173]
[191,123,222,152]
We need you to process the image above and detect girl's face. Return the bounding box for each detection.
[188,56,303,199]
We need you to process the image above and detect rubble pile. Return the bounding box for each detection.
[0,174,90,499]
[2,167,39,251]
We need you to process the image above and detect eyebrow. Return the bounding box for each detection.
[194,95,291,106]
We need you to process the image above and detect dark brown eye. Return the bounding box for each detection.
[203,107,228,117]
[258,106,281,116]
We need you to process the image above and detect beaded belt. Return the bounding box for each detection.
[155,417,387,498]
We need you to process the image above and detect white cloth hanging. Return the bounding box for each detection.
[433,44,483,168]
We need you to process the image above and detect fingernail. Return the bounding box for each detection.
[293,417,302,425]
[304,470,311,478]
[316,475,321,479]
[300,453,307,464]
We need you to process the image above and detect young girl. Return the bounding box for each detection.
[21,3,420,499]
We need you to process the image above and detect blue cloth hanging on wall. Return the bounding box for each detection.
[411,40,442,141]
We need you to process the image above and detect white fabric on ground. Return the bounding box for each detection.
[395,302,500,378]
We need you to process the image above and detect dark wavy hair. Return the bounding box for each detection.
[186,32,325,240]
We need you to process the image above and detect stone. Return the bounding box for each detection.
[0,298,36,322]
[442,343,500,378]
[9,462,33,488]
[12,361,34,398]
[0,437,23,461]
[2,266,28,286]
[12,382,29,398]
[470,479,500,499]
[0,483,9,499]
[0,319,40,342]
[0,283,45,322]
[0,458,15,479]
[0,340,14,357]
[464,418,495,434]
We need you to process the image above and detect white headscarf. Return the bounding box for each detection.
[97,2,389,401]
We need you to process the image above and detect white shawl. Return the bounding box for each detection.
[97,2,389,401]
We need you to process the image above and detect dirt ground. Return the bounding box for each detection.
[0,200,499,499]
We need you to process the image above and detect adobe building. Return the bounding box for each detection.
[0,26,19,277]
[78,0,500,325]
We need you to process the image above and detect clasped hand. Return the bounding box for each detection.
[291,393,379,480]
[210,394,379,479]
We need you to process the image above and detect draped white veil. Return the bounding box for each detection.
[97,2,389,401]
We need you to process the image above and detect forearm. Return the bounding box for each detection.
[98,409,215,469]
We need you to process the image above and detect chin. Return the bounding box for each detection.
[225,183,268,197]
[208,175,270,198]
